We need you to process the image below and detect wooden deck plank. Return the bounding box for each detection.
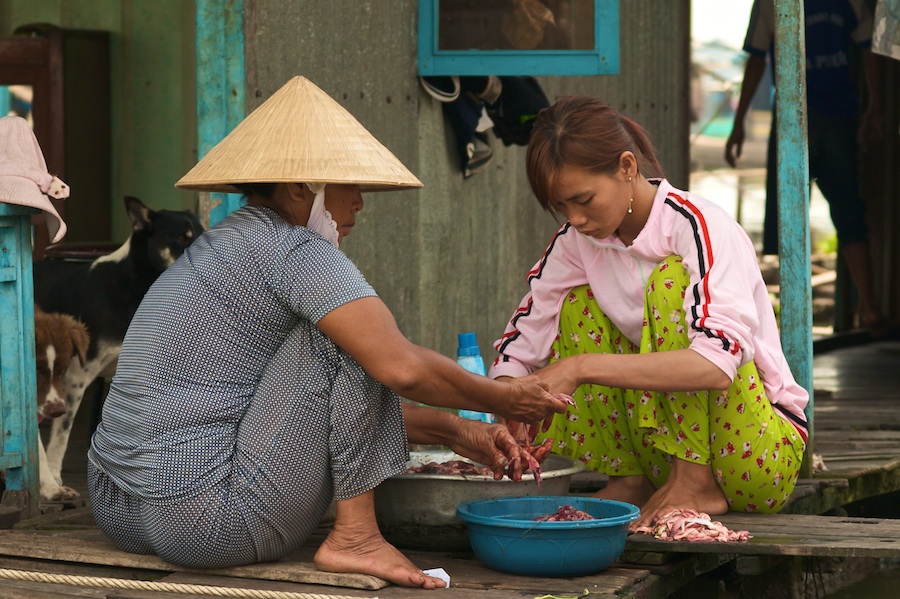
[4,339,898,597]
[625,513,900,558]
[0,530,388,590]
[0,528,653,597]
[0,580,107,598]
[163,571,577,598]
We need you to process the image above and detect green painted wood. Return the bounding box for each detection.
[774,0,815,468]
[0,1,197,239]
[195,0,246,226]
[0,204,40,519]
[0,454,23,471]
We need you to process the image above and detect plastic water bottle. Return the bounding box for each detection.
[455,332,495,424]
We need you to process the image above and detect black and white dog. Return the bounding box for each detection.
[32,195,203,501]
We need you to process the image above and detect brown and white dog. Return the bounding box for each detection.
[34,305,90,501]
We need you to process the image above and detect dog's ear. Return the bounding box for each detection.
[68,319,90,367]
[124,196,155,232]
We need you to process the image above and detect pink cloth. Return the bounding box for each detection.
[0,115,69,243]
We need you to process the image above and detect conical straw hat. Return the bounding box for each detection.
[176,76,422,193]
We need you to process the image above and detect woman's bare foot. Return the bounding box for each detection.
[313,492,446,589]
[592,474,656,506]
[629,458,727,531]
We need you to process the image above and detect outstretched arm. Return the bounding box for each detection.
[725,55,766,168]
[317,296,568,424]
[530,348,733,397]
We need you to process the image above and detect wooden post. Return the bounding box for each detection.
[774,0,815,475]
[195,0,246,227]
[0,204,40,520]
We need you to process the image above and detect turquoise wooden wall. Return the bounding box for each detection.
[0,205,40,518]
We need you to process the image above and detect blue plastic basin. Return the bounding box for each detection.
[456,496,640,577]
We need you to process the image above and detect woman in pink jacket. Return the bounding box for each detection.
[490,95,808,529]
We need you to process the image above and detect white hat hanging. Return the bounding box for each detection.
[0,115,70,243]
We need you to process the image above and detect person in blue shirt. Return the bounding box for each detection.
[724,0,887,333]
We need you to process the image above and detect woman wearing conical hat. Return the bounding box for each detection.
[86,77,568,588]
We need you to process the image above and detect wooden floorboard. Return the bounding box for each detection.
[2,339,899,597]
[0,527,658,597]
[0,530,389,591]
[626,513,900,558]
[0,526,657,598]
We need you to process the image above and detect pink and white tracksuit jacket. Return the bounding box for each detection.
[489,179,809,441]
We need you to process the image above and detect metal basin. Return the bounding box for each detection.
[374,449,586,551]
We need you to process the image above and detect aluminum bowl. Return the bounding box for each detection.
[374,449,585,551]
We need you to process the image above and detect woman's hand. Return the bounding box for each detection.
[530,355,582,397]
[533,350,732,395]
[493,375,569,427]
[503,418,540,446]
[446,418,531,481]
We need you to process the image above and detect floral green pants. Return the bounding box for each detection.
[540,256,805,512]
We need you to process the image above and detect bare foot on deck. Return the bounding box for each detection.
[860,305,890,338]
[628,458,728,532]
[315,529,444,588]
[592,474,657,506]
[313,493,446,589]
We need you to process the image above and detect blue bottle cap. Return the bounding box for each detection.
[457,331,480,357]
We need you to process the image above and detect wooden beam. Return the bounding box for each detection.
[0,204,40,520]
[774,0,815,474]
[194,0,246,227]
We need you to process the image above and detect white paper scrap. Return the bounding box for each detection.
[423,567,450,588]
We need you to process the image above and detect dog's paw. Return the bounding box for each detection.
[40,484,81,502]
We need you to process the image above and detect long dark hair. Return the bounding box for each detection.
[526,96,664,216]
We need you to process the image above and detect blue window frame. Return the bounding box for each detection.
[417,0,619,76]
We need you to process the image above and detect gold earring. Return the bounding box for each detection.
[628,197,634,214]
